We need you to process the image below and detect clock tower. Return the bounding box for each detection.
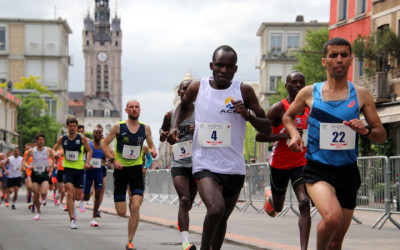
[82,0,122,113]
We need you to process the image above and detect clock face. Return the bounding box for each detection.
[97,52,107,62]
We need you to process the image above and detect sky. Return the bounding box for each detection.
[0,0,330,150]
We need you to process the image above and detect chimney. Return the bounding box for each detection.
[295,15,304,22]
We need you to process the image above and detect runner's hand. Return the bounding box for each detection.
[114,159,123,170]
[288,133,304,152]
[231,100,251,120]
[167,128,180,145]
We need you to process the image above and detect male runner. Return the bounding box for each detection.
[101,99,157,250]
[0,151,11,205]
[256,71,311,249]
[167,45,272,250]
[160,79,197,250]
[2,148,23,209]
[53,117,92,229]
[23,133,55,220]
[283,37,386,249]
[55,149,67,210]
[82,124,105,227]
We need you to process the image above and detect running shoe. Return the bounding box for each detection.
[70,219,77,229]
[264,187,277,217]
[34,213,41,220]
[54,198,58,206]
[62,205,68,211]
[183,242,196,250]
[125,242,136,250]
[31,204,35,213]
[96,211,102,218]
[11,204,16,210]
[177,220,180,231]
[28,202,33,210]
[79,200,86,213]
[42,200,46,206]
[5,201,9,207]
[90,219,99,227]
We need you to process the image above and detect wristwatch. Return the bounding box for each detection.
[109,158,115,163]
[362,126,372,137]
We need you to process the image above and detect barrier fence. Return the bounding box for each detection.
[104,157,400,230]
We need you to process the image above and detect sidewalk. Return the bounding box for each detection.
[93,193,400,250]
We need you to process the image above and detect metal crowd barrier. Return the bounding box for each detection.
[104,157,400,230]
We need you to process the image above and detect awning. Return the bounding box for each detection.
[374,104,400,124]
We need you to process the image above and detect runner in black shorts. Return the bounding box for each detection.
[101,99,157,250]
[24,133,55,220]
[160,79,197,250]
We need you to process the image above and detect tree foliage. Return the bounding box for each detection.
[17,93,62,148]
[269,79,287,106]
[352,27,400,75]
[293,27,329,86]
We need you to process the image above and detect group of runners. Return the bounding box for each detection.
[0,37,387,250]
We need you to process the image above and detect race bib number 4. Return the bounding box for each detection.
[122,145,141,159]
[65,150,79,161]
[198,123,231,147]
[90,158,102,168]
[320,123,356,150]
[173,140,193,160]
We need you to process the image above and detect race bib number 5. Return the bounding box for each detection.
[198,123,231,147]
[122,145,141,159]
[320,123,356,150]
[173,140,193,160]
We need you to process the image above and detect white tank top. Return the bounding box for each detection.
[192,77,246,175]
[32,147,49,168]
[7,155,23,178]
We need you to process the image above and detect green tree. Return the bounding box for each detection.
[269,79,287,106]
[18,92,62,148]
[352,27,400,76]
[1,76,62,149]
[293,27,329,86]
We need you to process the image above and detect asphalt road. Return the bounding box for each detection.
[0,198,245,250]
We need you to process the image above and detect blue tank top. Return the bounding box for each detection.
[306,81,360,166]
[90,141,104,160]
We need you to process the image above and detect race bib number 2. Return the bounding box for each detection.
[122,145,141,159]
[198,123,231,147]
[320,123,356,150]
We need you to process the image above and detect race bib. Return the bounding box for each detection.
[173,140,193,160]
[65,150,79,161]
[198,123,231,147]
[287,129,308,147]
[122,145,141,159]
[319,123,356,150]
[90,158,102,168]
[34,165,45,173]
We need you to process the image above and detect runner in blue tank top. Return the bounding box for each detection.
[283,37,386,250]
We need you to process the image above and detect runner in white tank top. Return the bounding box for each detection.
[167,45,272,250]
[23,133,55,220]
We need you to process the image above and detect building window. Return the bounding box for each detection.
[338,0,348,21]
[86,40,89,46]
[116,31,119,36]
[104,109,110,117]
[270,33,282,56]
[104,65,108,91]
[0,27,6,51]
[287,33,300,49]
[270,75,282,91]
[87,109,93,117]
[356,0,366,15]
[45,97,57,118]
[115,41,118,46]
[96,65,101,92]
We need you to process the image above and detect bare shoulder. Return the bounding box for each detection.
[353,83,373,106]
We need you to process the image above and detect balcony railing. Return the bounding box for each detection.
[355,72,390,103]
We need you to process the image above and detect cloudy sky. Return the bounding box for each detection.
[0,0,329,150]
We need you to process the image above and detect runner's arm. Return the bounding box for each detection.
[145,125,157,158]
[100,123,119,159]
[23,149,33,170]
[159,110,173,142]
[53,136,63,152]
[167,81,200,144]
